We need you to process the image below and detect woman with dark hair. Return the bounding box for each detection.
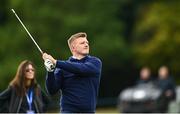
[0,60,50,113]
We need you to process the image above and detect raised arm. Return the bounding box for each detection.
[56,57,102,76]
[45,68,63,95]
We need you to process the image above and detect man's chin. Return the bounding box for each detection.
[83,52,89,55]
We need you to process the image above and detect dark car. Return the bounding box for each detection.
[118,82,162,113]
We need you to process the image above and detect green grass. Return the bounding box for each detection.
[96,107,119,113]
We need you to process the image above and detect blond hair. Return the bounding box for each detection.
[68,32,87,51]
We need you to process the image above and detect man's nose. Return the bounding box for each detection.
[85,43,89,47]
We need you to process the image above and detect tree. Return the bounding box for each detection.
[132,1,180,81]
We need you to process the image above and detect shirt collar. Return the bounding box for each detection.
[69,55,89,61]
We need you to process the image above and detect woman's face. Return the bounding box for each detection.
[25,64,35,80]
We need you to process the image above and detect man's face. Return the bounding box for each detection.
[72,37,89,56]
[140,68,150,80]
[159,67,169,79]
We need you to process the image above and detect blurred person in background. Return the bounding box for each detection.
[0,60,50,113]
[157,65,176,112]
[42,32,102,113]
[136,67,154,85]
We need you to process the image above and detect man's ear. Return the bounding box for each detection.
[71,44,75,52]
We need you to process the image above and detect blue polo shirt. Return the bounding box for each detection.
[45,55,102,113]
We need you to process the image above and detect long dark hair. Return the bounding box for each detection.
[9,60,39,96]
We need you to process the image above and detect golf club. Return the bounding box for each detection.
[11,9,43,54]
[11,9,55,71]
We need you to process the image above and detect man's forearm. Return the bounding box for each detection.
[55,59,102,75]
[45,72,59,95]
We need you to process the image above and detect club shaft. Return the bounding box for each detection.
[11,9,43,54]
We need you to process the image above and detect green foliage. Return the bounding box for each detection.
[0,0,127,90]
[132,1,180,77]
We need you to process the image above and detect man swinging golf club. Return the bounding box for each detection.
[42,32,102,113]
[12,9,102,113]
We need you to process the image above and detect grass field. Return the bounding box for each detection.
[96,107,119,113]
[47,106,119,113]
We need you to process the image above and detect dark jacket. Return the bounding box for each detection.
[157,76,176,100]
[46,55,102,113]
[0,85,50,113]
[136,78,154,85]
